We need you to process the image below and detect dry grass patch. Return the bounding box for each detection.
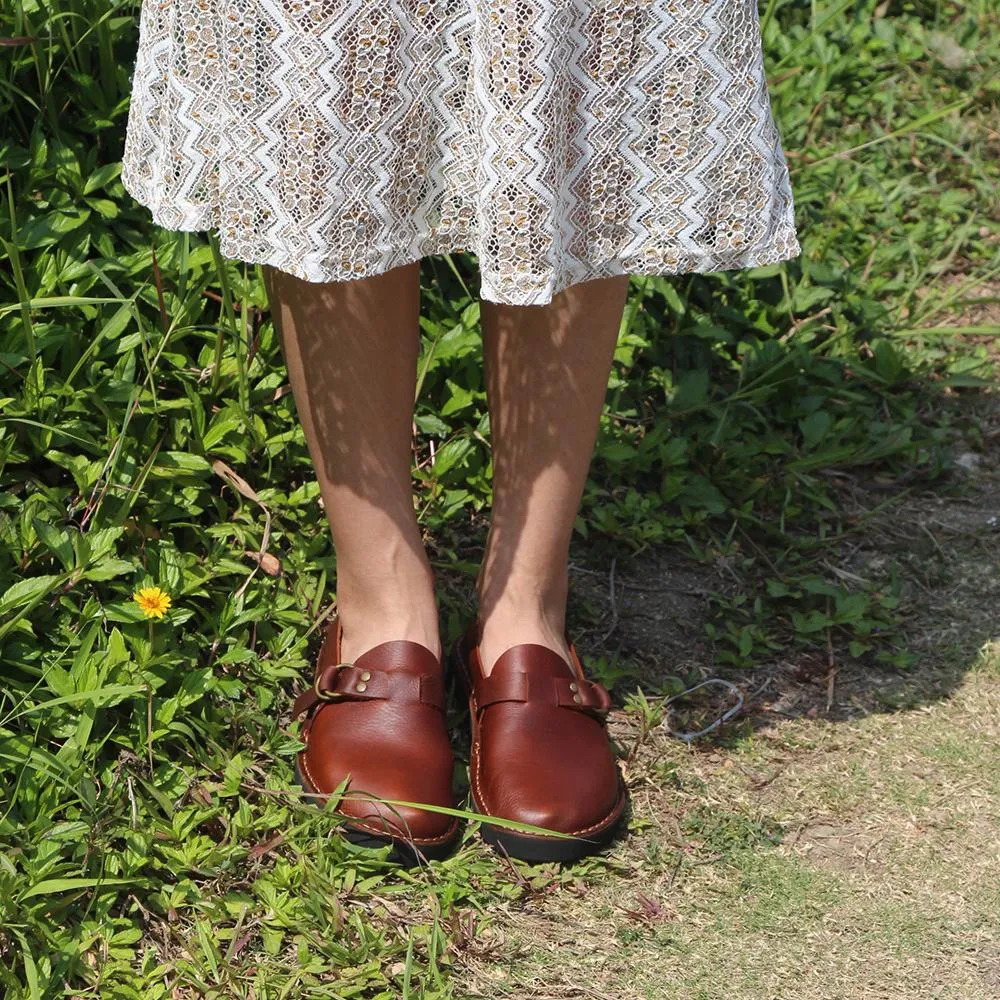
[458,665,1000,1000]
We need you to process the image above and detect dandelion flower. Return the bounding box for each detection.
[133,586,172,620]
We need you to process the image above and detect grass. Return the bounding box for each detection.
[1,0,999,996]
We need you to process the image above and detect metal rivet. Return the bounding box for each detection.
[573,694,583,704]
[569,682,578,692]
[356,682,368,693]
[360,671,371,681]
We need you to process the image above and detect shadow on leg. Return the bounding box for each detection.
[476,274,631,674]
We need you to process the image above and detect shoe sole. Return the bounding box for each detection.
[451,632,627,864]
[293,757,461,865]
[476,792,626,862]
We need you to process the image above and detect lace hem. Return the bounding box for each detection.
[123,175,800,307]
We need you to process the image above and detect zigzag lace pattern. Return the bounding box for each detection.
[122,0,800,305]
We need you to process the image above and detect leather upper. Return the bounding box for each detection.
[295,616,457,847]
[459,622,624,837]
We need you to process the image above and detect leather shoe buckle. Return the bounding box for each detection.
[313,662,353,701]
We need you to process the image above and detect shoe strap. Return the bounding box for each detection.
[294,615,446,718]
[475,670,611,717]
[293,662,446,718]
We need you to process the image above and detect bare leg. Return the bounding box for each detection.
[475,275,631,675]
[264,262,442,664]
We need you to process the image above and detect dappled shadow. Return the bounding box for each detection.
[265,259,628,662]
[441,390,1000,750]
[565,392,1000,739]
[264,260,428,586]
[472,275,629,636]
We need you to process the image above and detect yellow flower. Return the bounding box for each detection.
[133,586,172,620]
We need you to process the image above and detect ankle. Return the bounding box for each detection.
[475,609,571,675]
[336,605,443,664]
[476,573,569,629]
[474,584,572,675]
[478,597,566,634]
[334,570,442,663]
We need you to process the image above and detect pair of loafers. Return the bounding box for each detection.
[292,614,627,863]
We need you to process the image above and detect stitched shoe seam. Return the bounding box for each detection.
[298,745,458,847]
[470,741,625,838]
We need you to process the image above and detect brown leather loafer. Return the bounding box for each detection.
[454,619,627,862]
[292,614,460,862]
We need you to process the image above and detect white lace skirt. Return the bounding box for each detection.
[122,0,800,306]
